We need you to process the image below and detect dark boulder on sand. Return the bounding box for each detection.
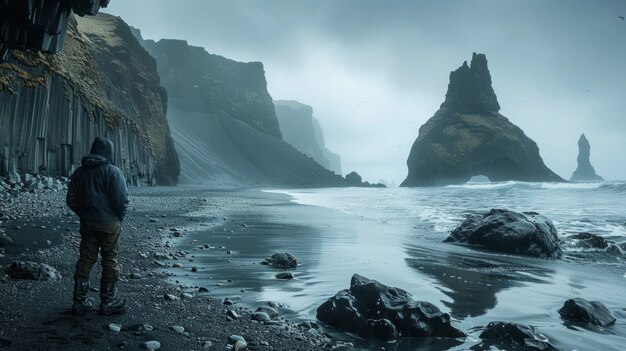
[4,261,61,281]
[316,274,465,341]
[445,209,562,259]
[471,321,560,351]
[558,298,616,327]
[262,252,298,269]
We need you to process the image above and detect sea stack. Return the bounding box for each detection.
[570,134,603,181]
[401,53,564,187]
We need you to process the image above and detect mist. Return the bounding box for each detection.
[104,0,626,184]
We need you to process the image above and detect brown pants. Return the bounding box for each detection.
[74,221,122,282]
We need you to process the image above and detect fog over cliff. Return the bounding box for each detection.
[105,0,626,183]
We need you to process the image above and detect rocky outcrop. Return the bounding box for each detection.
[316,274,465,341]
[0,14,179,185]
[137,34,359,186]
[444,209,562,259]
[570,134,603,182]
[402,53,564,186]
[274,100,342,175]
[558,298,615,327]
[0,0,110,62]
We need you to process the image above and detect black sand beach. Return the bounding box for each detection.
[0,187,334,351]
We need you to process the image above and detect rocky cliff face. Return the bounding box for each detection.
[274,100,342,175]
[137,35,349,186]
[0,14,179,185]
[402,53,564,187]
[570,134,603,181]
[76,14,179,185]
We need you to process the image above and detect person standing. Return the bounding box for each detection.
[66,137,129,315]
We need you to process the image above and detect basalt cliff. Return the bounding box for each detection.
[570,134,603,181]
[401,53,564,187]
[0,14,179,185]
[135,30,354,186]
[274,100,342,175]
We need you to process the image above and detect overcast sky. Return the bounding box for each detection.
[104,0,626,183]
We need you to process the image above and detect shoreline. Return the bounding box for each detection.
[0,186,333,350]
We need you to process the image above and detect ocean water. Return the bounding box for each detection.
[179,181,626,350]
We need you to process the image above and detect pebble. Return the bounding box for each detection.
[172,263,183,268]
[170,325,185,333]
[131,273,143,279]
[275,272,294,280]
[181,292,193,299]
[226,309,239,319]
[108,323,122,332]
[198,287,209,292]
[251,311,271,323]
[164,294,180,301]
[234,340,247,351]
[191,266,198,272]
[223,298,234,305]
[202,340,213,349]
[142,340,161,350]
[228,335,246,344]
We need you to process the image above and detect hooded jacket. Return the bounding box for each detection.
[66,137,129,223]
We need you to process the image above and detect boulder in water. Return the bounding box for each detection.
[316,274,465,341]
[568,232,609,249]
[445,209,562,259]
[558,298,616,327]
[261,252,297,269]
[472,321,560,351]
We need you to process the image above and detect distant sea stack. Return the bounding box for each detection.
[570,134,603,181]
[134,32,350,186]
[0,14,179,186]
[274,100,342,175]
[401,53,564,187]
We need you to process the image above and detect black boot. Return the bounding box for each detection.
[99,281,126,315]
[72,278,94,315]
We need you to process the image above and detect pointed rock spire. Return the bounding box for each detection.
[441,52,500,114]
[571,134,603,181]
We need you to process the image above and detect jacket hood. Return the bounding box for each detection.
[81,154,109,168]
[90,137,115,163]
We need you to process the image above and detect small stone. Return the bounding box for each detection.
[108,323,122,332]
[181,293,193,299]
[0,235,13,247]
[226,250,232,255]
[223,298,234,305]
[172,263,183,268]
[131,273,143,279]
[226,309,239,319]
[202,340,213,349]
[191,267,198,272]
[233,340,247,351]
[173,232,182,237]
[154,252,169,260]
[139,253,148,258]
[198,287,209,292]
[275,272,294,280]
[141,324,154,331]
[164,294,180,301]
[142,340,161,350]
[228,335,246,344]
[251,312,271,323]
[170,325,185,333]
